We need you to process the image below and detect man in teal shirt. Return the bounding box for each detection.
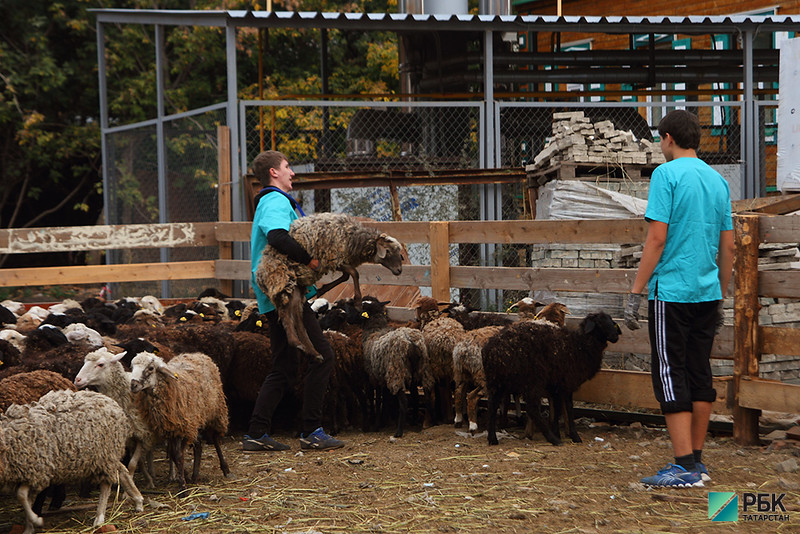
[243,150,343,452]
[625,110,734,487]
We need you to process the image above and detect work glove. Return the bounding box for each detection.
[715,300,725,335]
[624,292,643,330]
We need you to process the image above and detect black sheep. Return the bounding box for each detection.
[483,311,621,446]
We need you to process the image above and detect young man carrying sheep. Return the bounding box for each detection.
[243,150,343,452]
[625,110,734,488]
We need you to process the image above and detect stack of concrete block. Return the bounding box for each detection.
[758,243,800,270]
[531,111,666,170]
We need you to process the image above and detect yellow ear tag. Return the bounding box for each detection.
[256,320,263,327]
[173,373,179,379]
[235,310,241,316]
[200,313,205,317]
[361,311,369,319]
[180,317,187,322]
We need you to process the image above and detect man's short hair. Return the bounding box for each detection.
[252,150,288,187]
[657,110,701,150]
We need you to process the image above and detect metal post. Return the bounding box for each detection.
[155,24,170,298]
[96,21,116,297]
[742,29,757,199]
[226,22,244,295]
[483,30,499,308]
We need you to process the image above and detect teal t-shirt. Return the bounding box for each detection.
[644,157,733,303]
[250,191,316,313]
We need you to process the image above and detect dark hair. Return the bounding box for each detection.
[657,110,700,150]
[252,150,288,187]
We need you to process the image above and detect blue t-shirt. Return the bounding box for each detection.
[644,157,733,303]
[250,191,316,313]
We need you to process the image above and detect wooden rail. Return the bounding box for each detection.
[1,215,798,444]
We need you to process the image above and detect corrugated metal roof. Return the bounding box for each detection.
[90,9,800,33]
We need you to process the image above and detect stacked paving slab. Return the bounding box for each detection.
[530,111,666,170]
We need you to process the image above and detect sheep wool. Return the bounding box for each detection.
[130,351,230,489]
[483,311,620,446]
[0,389,143,533]
[0,369,77,412]
[255,212,404,360]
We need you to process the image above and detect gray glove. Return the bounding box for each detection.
[624,293,643,330]
[715,300,725,334]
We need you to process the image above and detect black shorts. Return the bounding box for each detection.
[648,297,719,414]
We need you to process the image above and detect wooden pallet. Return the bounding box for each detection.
[526,160,659,186]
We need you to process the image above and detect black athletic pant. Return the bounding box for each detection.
[248,302,334,436]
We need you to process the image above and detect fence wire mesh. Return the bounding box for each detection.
[103,99,764,303]
[242,103,482,173]
[105,107,226,297]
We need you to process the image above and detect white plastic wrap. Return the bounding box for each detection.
[777,37,800,192]
[536,180,647,220]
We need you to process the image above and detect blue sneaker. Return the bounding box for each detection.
[696,462,711,482]
[299,427,344,450]
[242,433,290,452]
[641,463,704,488]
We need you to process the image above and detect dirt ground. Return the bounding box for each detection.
[2,414,799,534]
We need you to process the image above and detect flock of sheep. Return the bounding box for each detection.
[0,215,624,533]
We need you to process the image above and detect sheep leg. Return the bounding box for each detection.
[339,265,362,310]
[546,392,563,442]
[525,394,562,446]
[315,272,351,298]
[394,391,407,438]
[211,432,231,477]
[191,439,202,483]
[563,392,582,443]
[168,437,188,489]
[486,391,500,445]
[466,385,484,435]
[93,481,112,527]
[284,288,323,361]
[115,461,144,512]
[17,484,44,533]
[128,440,155,489]
[453,378,466,428]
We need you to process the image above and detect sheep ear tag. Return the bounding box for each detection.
[156,365,179,381]
[361,311,369,319]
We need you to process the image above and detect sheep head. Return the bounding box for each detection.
[374,234,404,276]
[130,352,178,393]
[74,347,126,389]
[581,311,621,343]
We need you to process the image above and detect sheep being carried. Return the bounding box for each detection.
[256,212,405,361]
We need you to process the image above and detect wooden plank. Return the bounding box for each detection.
[217,125,233,296]
[575,370,731,414]
[430,222,451,302]
[734,193,800,216]
[449,219,648,244]
[450,266,637,293]
[563,317,733,358]
[213,260,430,287]
[360,221,431,243]
[760,326,800,356]
[0,223,218,254]
[0,261,216,286]
[215,222,252,242]
[733,214,761,446]
[739,377,800,413]
[759,271,800,299]
[760,214,800,243]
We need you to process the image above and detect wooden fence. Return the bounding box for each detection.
[1,215,799,445]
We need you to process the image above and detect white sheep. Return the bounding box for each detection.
[256,212,405,361]
[129,351,230,489]
[74,347,157,487]
[0,389,144,534]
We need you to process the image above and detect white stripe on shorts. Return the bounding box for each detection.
[654,297,675,403]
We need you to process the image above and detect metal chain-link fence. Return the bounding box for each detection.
[102,98,767,304]
[105,106,226,297]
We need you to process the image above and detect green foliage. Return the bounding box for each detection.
[0,0,401,240]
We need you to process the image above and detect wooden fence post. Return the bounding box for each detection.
[733,214,761,445]
[430,221,451,302]
[217,125,233,296]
